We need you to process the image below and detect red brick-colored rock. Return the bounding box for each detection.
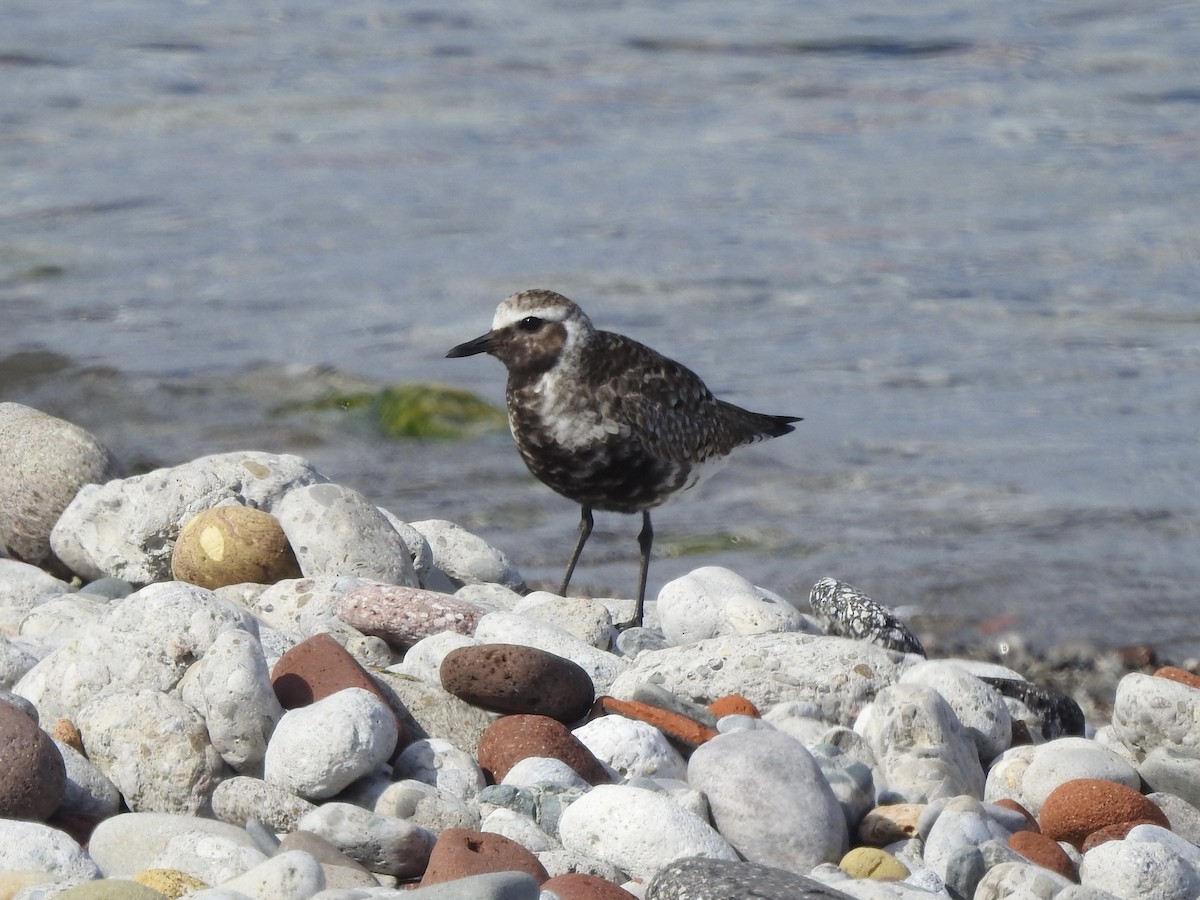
[1009,830,1076,881]
[477,714,609,785]
[1039,779,1170,850]
[597,696,717,747]
[1153,666,1200,690]
[440,643,594,723]
[271,632,410,752]
[0,700,66,821]
[336,584,485,650]
[1080,818,1165,852]
[420,828,549,886]
[541,872,638,899]
[993,798,1040,832]
[708,694,760,719]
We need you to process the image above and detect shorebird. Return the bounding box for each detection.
[446,289,799,626]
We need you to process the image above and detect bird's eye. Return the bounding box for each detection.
[517,316,544,333]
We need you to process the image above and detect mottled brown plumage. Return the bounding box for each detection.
[447,289,799,624]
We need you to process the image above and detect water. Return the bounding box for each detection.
[2,1,1199,655]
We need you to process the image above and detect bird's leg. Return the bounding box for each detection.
[634,510,653,628]
[559,506,594,597]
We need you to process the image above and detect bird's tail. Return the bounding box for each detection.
[718,401,802,440]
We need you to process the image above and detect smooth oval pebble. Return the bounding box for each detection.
[1008,830,1076,880]
[574,714,687,781]
[420,827,549,886]
[337,584,486,650]
[297,801,435,878]
[1039,778,1170,849]
[477,714,609,785]
[440,643,594,723]
[171,505,302,589]
[0,699,66,820]
[839,846,910,881]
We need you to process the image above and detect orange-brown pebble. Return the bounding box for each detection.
[708,694,760,719]
[1152,666,1200,690]
[857,804,925,845]
[1039,779,1170,850]
[993,798,1040,833]
[1009,831,1077,881]
[541,872,638,899]
[420,828,549,886]
[50,718,85,756]
[1080,818,1165,852]
[597,696,718,747]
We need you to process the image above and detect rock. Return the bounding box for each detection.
[574,714,687,781]
[409,519,526,591]
[607,633,908,725]
[406,871,542,899]
[898,659,1011,763]
[393,738,488,799]
[440,643,594,723]
[1017,737,1141,817]
[421,828,548,886]
[0,632,43,689]
[275,829,378,888]
[337,584,486,650]
[807,578,924,656]
[171,505,302,589]
[49,451,326,583]
[808,741,877,836]
[473,612,628,695]
[973,861,1075,900]
[264,687,398,800]
[857,683,985,802]
[211,776,317,833]
[1149,791,1200,846]
[708,694,759,718]
[921,796,1014,883]
[688,729,848,874]
[399,631,480,684]
[0,560,75,634]
[510,592,615,649]
[1078,838,1200,899]
[477,714,609,785]
[656,566,808,645]
[373,778,482,833]
[178,626,284,773]
[243,574,373,639]
[216,850,326,899]
[838,847,909,881]
[54,738,121,818]
[77,689,226,814]
[0,403,120,569]
[134,869,209,896]
[0,699,65,820]
[1039,778,1170,849]
[1136,746,1200,809]
[647,856,857,899]
[501,757,593,792]
[594,696,718,748]
[87,812,263,878]
[481,807,559,853]
[558,784,738,879]
[54,880,168,899]
[1152,665,1200,690]
[297,801,435,877]
[273,482,419,586]
[541,872,638,899]
[0,819,100,879]
[856,804,924,846]
[371,670,495,755]
[1009,830,1077,880]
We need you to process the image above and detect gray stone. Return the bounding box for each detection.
[248,575,381,639]
[899,659,1011,763]
[1019,736,1140,816]
[574,715,686,781]
[404,871,542,899]
[1080,838,1200,900]
[1136,746,1200,809]
[409,519,525,591]
[371,670,494,754]
[297,802,435,878]
[647,856,857,899]
[212,775,317,833]
[0,819,100,879]
[217,850,327,898]
[0,634,42,690]
[656,566,807,646]
[974,860,1074,900]
[1148,791,1200,846]
[87,812,263,878]
[392,738,486,799]
[54,738,121,818]
[510,591,615,649]
[0,559,73,634]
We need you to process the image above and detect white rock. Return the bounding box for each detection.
[857,684,985,803]
[392,738,487,799]
[179,626,284,773]
[1138,747,1200,808]
[275,483,418,587]
[88,812,264,878]
[211,775,318,835]
[297,802,434,878]
[409,519,525,590]
[974,860,1074,900]
[18,595,110,650]
[655,567,808,646]
[454,582,525,611]
[1018,737,1140,816]
[377,508,435,583]
[474,611,627,694]
[0,633,41,689]
[573,715,686,781]
[248,575,380,639]
[215,850,326,900]
[1123,823,1200,874]
[1079,837,1200,899]
[511,592,615,649]
[264,688,398,800]
[482,807,559,853]
[49,450,327,583]
[0,820,100,879]
[151,832,269,885]
[54,738,122,818]
[0,560,74,635]
[899,660,1012,763]
[608,633,909,725]
[983,744,1038,809]
[922,796,1013,882]
[395,631,479,684]
[688,729,848,873]
[77,689,227,814]
[558,783,738,879]
[1113,674,1200,757]
[502,757,593,792]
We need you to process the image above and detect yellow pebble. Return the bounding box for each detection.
[132,869,208,898]
[839,846,911,881]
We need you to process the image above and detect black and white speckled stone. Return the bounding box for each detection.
[808,577,925,656]
[646,857,856,900]
[979,676,1085,739]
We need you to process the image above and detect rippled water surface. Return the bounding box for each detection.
[3,1,1199,653]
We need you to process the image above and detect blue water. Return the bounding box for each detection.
[2,1,1198,654]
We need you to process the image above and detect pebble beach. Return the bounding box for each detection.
[2,400,1200,900]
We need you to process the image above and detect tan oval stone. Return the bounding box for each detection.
[839,846,910,881]
[171,506,301,589]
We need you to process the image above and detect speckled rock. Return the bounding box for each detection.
[574,714,687,781]
[133,868,209,897]
[647,856,857,899]
[0,403,120,569]
[421,828,549,886]
[477,714,609,785]
[899,659,1012,763]
[440,643,594,723]
[1078,837,1200,899]
[0,819,100,879]
[393,737,489,799]
[0,699,66,820]
[337,584,486,650]
[264,687,398,800]
[973,861,1075,900]
[689,729,848,873]
[540,872,638,899]
[807,578,925,656]
[49,450,326,583]
[409,519,526,591]
[1039,779,1170,849]
[211,775,317,833]
[655,566,808,645]
[473,612,628,695]
[297,802,435,878]
[510,592,615,649]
